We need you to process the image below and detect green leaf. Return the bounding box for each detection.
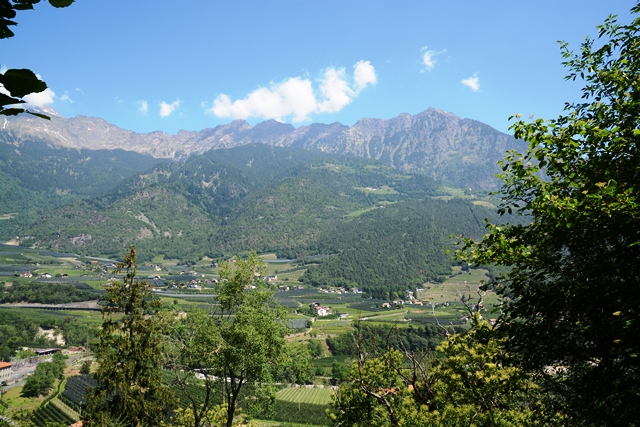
[0,108,26,116]
[49,0,75,7]
[0,68,47,97]
[0,92,23,107]
[27,111,51,120]
[0,23,16,39]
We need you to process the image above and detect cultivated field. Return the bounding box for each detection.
[277,386,335,405]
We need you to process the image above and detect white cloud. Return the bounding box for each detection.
[212,78,316,122]
[138,100,149,114]
[422,51,435,70]
[209,60,377,122]
[317,68,354,113]
[420,46,445,72]
[353,60,377,91]
[60,91,74,103]
[23,88,55,107]
[160,99,180,118]
[461,73,480,92]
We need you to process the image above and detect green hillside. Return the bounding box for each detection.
[5,144,501,290]
[0,136,164,239]
[297,198,500,298]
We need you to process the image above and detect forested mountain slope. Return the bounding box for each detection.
[0,136,163,239]
[298,198,502,298]
[8,144,500,289]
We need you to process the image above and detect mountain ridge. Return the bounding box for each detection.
[1,107,524,190]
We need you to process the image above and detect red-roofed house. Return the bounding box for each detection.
[0,361,12,380]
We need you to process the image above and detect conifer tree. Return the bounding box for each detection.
[85,245,172,426]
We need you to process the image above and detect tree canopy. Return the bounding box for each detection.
[214,254,289,427]
[1,0,73,118]
[457,4,640,425]
[331,318,554,427]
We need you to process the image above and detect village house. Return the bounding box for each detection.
[20,271,33,278]
[309,302,332,317]
[0,361,12,381]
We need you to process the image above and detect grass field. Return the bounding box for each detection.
[472,200,496,208]
[277,387,334,405]
[416,268,499,305]
[2,379,51,411]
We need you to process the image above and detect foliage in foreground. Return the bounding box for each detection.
[330,318,558,427]
[456,4,640,425]
[0,0,74,118]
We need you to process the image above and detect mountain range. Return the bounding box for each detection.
[1,107,524,190]
[0,107,522,293]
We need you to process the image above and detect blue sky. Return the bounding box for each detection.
[2,1,635,135]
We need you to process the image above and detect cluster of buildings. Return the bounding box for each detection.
[317,287,362,294]
[19,272,69,279]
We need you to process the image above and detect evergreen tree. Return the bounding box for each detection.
[85,245,173,426]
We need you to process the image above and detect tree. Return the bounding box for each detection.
[79,360,91,375]
[85,245,173,427]
[1,0,74,118]
[331,318,555,427]
[22,349,66,397]
[21,362,55,397]
[330,361,350,385]
[166,308,224,427]
[457,5,640,425]
[51,350,67,379]
[307,339,323,358]
[161,404,246,427]
[214,254,288,427]
[281,342,314,385]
